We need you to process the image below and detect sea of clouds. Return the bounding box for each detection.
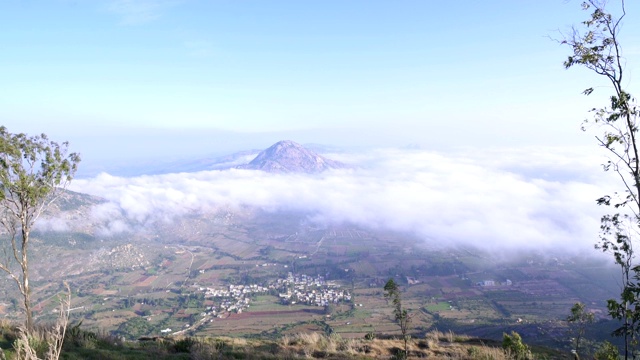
[65,146,616,252]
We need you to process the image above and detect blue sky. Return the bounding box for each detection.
[1,0,639,165]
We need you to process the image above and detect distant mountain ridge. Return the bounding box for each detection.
[237,140,346,173]
[155,150,260,174]
[77,141,345,177]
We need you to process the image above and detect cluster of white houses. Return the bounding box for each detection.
[476,279,512,287]
[276,272,351,306]
[196,272,350,316]
[199,284,270,316]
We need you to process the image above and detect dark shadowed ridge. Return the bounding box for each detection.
[237,140,346,173]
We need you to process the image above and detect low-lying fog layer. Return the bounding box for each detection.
[64,146,617,252]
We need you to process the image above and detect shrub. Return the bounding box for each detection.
[594,341,620,360]
[173,337,196,353]
[502,331,531,360]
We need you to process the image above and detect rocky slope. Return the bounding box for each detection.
[237,140,346,173]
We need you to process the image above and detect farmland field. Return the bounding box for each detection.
[425,302,452,312]
[0,207,617,349]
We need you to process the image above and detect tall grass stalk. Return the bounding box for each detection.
[13,283,70,360]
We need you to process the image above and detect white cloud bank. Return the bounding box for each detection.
[70,146,614,251]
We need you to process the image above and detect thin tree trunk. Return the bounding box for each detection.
[21,222,33,333]
[23,288,32,334]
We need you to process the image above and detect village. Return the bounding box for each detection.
[276,272,351,306]
[197,272,351,317]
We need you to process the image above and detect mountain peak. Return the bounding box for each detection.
[238,140,345,173]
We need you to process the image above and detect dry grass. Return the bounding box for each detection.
[0,324,557,359]
[13,284,70,360]
[275,330,516,359]
[466,344,512,360]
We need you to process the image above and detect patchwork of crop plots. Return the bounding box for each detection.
[9,209,619,346]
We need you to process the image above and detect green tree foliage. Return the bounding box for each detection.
[594,341,621,360]
[567,302,595,357]
[562,1,637,358]
[0,127,80,333]
[115,317,155,340]
[384,278,410,358]
[502,331,531,360]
